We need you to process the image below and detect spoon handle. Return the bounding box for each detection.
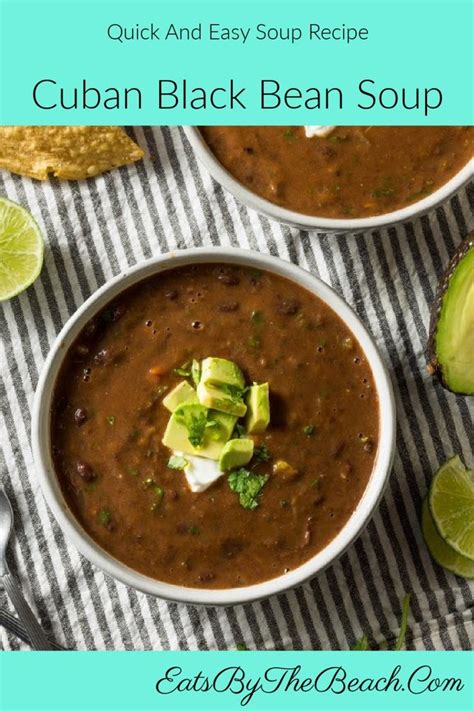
[1,574,54,650]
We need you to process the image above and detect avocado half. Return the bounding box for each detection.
[427,232,474,395]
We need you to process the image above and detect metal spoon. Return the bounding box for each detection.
[0,489,54,650]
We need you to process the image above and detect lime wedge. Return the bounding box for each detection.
[428,455,474,561]
[422,499,474,579]
[0,197,44,301]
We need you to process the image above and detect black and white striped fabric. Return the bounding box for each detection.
[0,127,472,651]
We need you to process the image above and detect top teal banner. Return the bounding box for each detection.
[0,0,472,125]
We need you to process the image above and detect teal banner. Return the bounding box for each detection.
[1,651,473,710]
[0,0,472,125]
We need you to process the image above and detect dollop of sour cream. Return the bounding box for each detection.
[304,126,336,138]
[173,451,223,493]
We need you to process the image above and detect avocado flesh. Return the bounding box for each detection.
[219,438,254,471]
[162,381,198,412]
[434,244,474,395]
[246,383,270,433]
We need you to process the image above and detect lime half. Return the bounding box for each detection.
[0,197,44,301]
[422,499,474,579]
[429,455,474,561]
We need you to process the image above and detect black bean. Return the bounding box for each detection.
[111,305,125,321]
[74,408,87,427]
[216,267,240,286]
[75,461,96,482]
[218,302,239,313]
[276,298,300,315]
[165,289,178,300]
[83,320,97,339]
[221,538,243,558]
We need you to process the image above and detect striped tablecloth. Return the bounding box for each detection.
[0,127,472,651]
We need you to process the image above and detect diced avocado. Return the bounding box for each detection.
[219,438,254,471]
[201,357,245,389]
[428,234,474,395]
[245,383,270,433]
[162,381,198,412]
[197,381,247,418]
[162,403,236,459]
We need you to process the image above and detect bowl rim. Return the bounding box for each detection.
[32,247,396,606]
[184,126,473,231]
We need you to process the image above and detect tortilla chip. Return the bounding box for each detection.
[0,126,144,180]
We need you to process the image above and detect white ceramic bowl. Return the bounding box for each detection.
[184,126,473,232]
[32,248,396,606]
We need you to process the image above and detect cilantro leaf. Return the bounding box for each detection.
[228,468,269,510]
[219,382,248,404]
[173,361,192,377]
[233,423,246,439]
[253,443,271,463]
[174,405,217,448]
[167,455,188,470]
[351,593,411,651]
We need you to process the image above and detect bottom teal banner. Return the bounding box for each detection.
[1,651,473,711]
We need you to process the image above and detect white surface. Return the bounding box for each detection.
[304,125,336,138]
[174,451,224,493]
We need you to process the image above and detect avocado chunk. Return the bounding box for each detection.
[162,381,198,412]
[219,438,254,471]
[428,233,474,395]
[245,383,270,433]
[162,403,236,459]
[197,381,247,417]
[201,357,245,389]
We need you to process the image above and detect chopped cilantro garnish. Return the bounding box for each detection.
[228,468,269,510]
[352,593,411,651]
[167,455,188,470]
[248,335,261,351]
[283,129,297,142]
[127,466,139,477]
[233,423,246,439]
[174,406,217,448]
[99,508,111,526]
[236,643,249,651]
[188,525,200,535]
[153,485,164,501]
[173,361,192,377]
[106,415,116,426]
[394,593,411,650]
[372,186,395,199]
[303,425,315,436]
[253,443,271,463]
[219,382,248,404]
[251,310,265,325]
[351,635,369,650]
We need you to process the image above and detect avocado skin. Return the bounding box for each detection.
[427,231,474,395]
